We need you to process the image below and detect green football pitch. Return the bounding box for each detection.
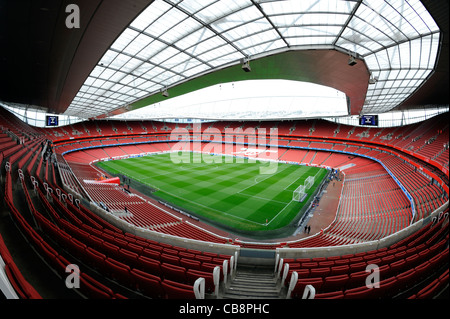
[96,152,328,233]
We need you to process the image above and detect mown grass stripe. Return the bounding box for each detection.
[96,152,327,232]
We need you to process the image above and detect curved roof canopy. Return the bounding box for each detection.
[45,0,442,119]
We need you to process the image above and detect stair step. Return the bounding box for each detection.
[234,273,276,279]
[223,285,281,299]
[232,278,277,287]
[234,278,276,282]
[227,281,279,289]
[223,273,282,297]
[222,292,280,299]
[226,285,279,294]
[221,261,285,299]
[234,270,276,278]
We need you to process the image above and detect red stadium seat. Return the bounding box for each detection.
[347,270,368,289]
[180,258,202,271]
[102,242,121,260]
[310,267,331,278]
[118,248,139,268]
[349,261,366,273]
[85,247,107,272]
[104,258,134,288]
[186,269,215,294]
[68,237,87,259]
[315,290,344,299]
[390,259,407,274]
[141,247,161,260]
[136,255,162,277]
[373,276,400,299]
[330,265,350,276]
[161,263,187,283]
[291,278,323,299]
[131,268,164,299]
[321,274,349,293]
[160,253,180,266]
[79,273,115,299]
[344,285,374,299]
[161,279,196,299]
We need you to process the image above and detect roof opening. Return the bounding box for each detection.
[111,79,349,121]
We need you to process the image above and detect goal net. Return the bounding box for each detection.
[293,185,307,202]
[292,175,315,202]
[304,176,315,190]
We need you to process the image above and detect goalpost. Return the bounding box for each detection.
[293,185,307,202]
[292,175,315,202]
[304,176,315,190]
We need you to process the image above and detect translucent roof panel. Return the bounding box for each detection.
[64,0,441,119]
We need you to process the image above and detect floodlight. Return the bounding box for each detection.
[369,74,378,84]
[348,55,357,66]
[242,61,251,72]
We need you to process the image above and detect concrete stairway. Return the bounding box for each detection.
[222,264,283,299]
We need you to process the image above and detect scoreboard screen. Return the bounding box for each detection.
[46,115,59,126]
[359,115,378,126]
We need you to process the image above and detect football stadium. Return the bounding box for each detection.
[0,0,448,305]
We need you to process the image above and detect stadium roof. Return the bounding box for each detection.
[0,0,448,120]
